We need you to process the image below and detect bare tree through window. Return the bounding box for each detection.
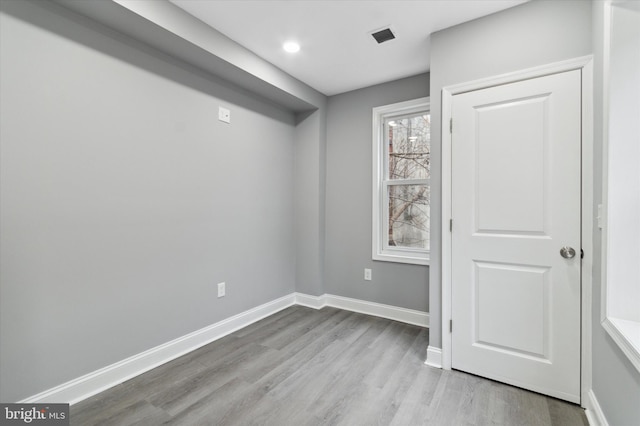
[386,113,430,250]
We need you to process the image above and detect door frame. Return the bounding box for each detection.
[440,56,594,406]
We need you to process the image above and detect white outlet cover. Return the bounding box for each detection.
[597,204,603,229]
[218,107,231,124]
[364,268,372,281]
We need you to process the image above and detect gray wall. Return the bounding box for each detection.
[0,0,297,402]
[294,108,327,296]
[591,2,640,425]
[428,0,592,350]
[325,74,430,312]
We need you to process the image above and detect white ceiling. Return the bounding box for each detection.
[170,0,528,96]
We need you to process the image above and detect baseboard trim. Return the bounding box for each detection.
[320,294,429,328]
[19,292,428,405]
[425,345,442,368]
[584,389,609,426]
[294,292,327,309]
[19,293,296,405]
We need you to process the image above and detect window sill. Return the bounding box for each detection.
[602,316,640,373]
[373,252,429,266]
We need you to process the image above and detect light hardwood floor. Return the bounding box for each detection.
[71,306,588,425]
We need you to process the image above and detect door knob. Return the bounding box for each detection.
[560,246,576,259]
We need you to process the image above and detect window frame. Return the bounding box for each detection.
[600,0,640,373]
[372,97,430,266]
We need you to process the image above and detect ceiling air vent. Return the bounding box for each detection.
[371,27,396,44]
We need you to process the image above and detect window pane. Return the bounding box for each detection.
[388,184,430,250]
[387,114,430,180]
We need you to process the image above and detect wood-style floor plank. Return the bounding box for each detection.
[71,306,588,426]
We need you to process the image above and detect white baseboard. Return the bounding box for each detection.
[294,292,327,309]
[584,389,609,426]
[20,293,296,405]
[20,292,428,405]
[424,345,442,368]
[295,292,429,327]
[320,294,429,328]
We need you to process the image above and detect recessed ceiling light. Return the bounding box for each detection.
[283,41,300,53]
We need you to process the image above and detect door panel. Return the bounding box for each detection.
[451,70,581,403]
[474,261,549,358]
[475,96,548,234]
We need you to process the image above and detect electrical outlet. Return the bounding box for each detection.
[217,282,226,298]
[364,268,372,281]
[218,107,231,124]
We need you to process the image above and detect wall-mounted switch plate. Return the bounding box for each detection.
[364,268,372,281]
[597,204,603,229]
[218,107,231,124]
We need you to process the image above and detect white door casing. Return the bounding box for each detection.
[450,70,582,403]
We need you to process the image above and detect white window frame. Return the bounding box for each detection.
[372,97,430,266]
[600,0,640,373]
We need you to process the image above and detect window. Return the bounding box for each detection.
[601,0,640,373]
[372,98,430,265]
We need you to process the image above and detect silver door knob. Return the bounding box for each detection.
[560,246,576,259]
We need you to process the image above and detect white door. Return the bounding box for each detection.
[451,70,582,403]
